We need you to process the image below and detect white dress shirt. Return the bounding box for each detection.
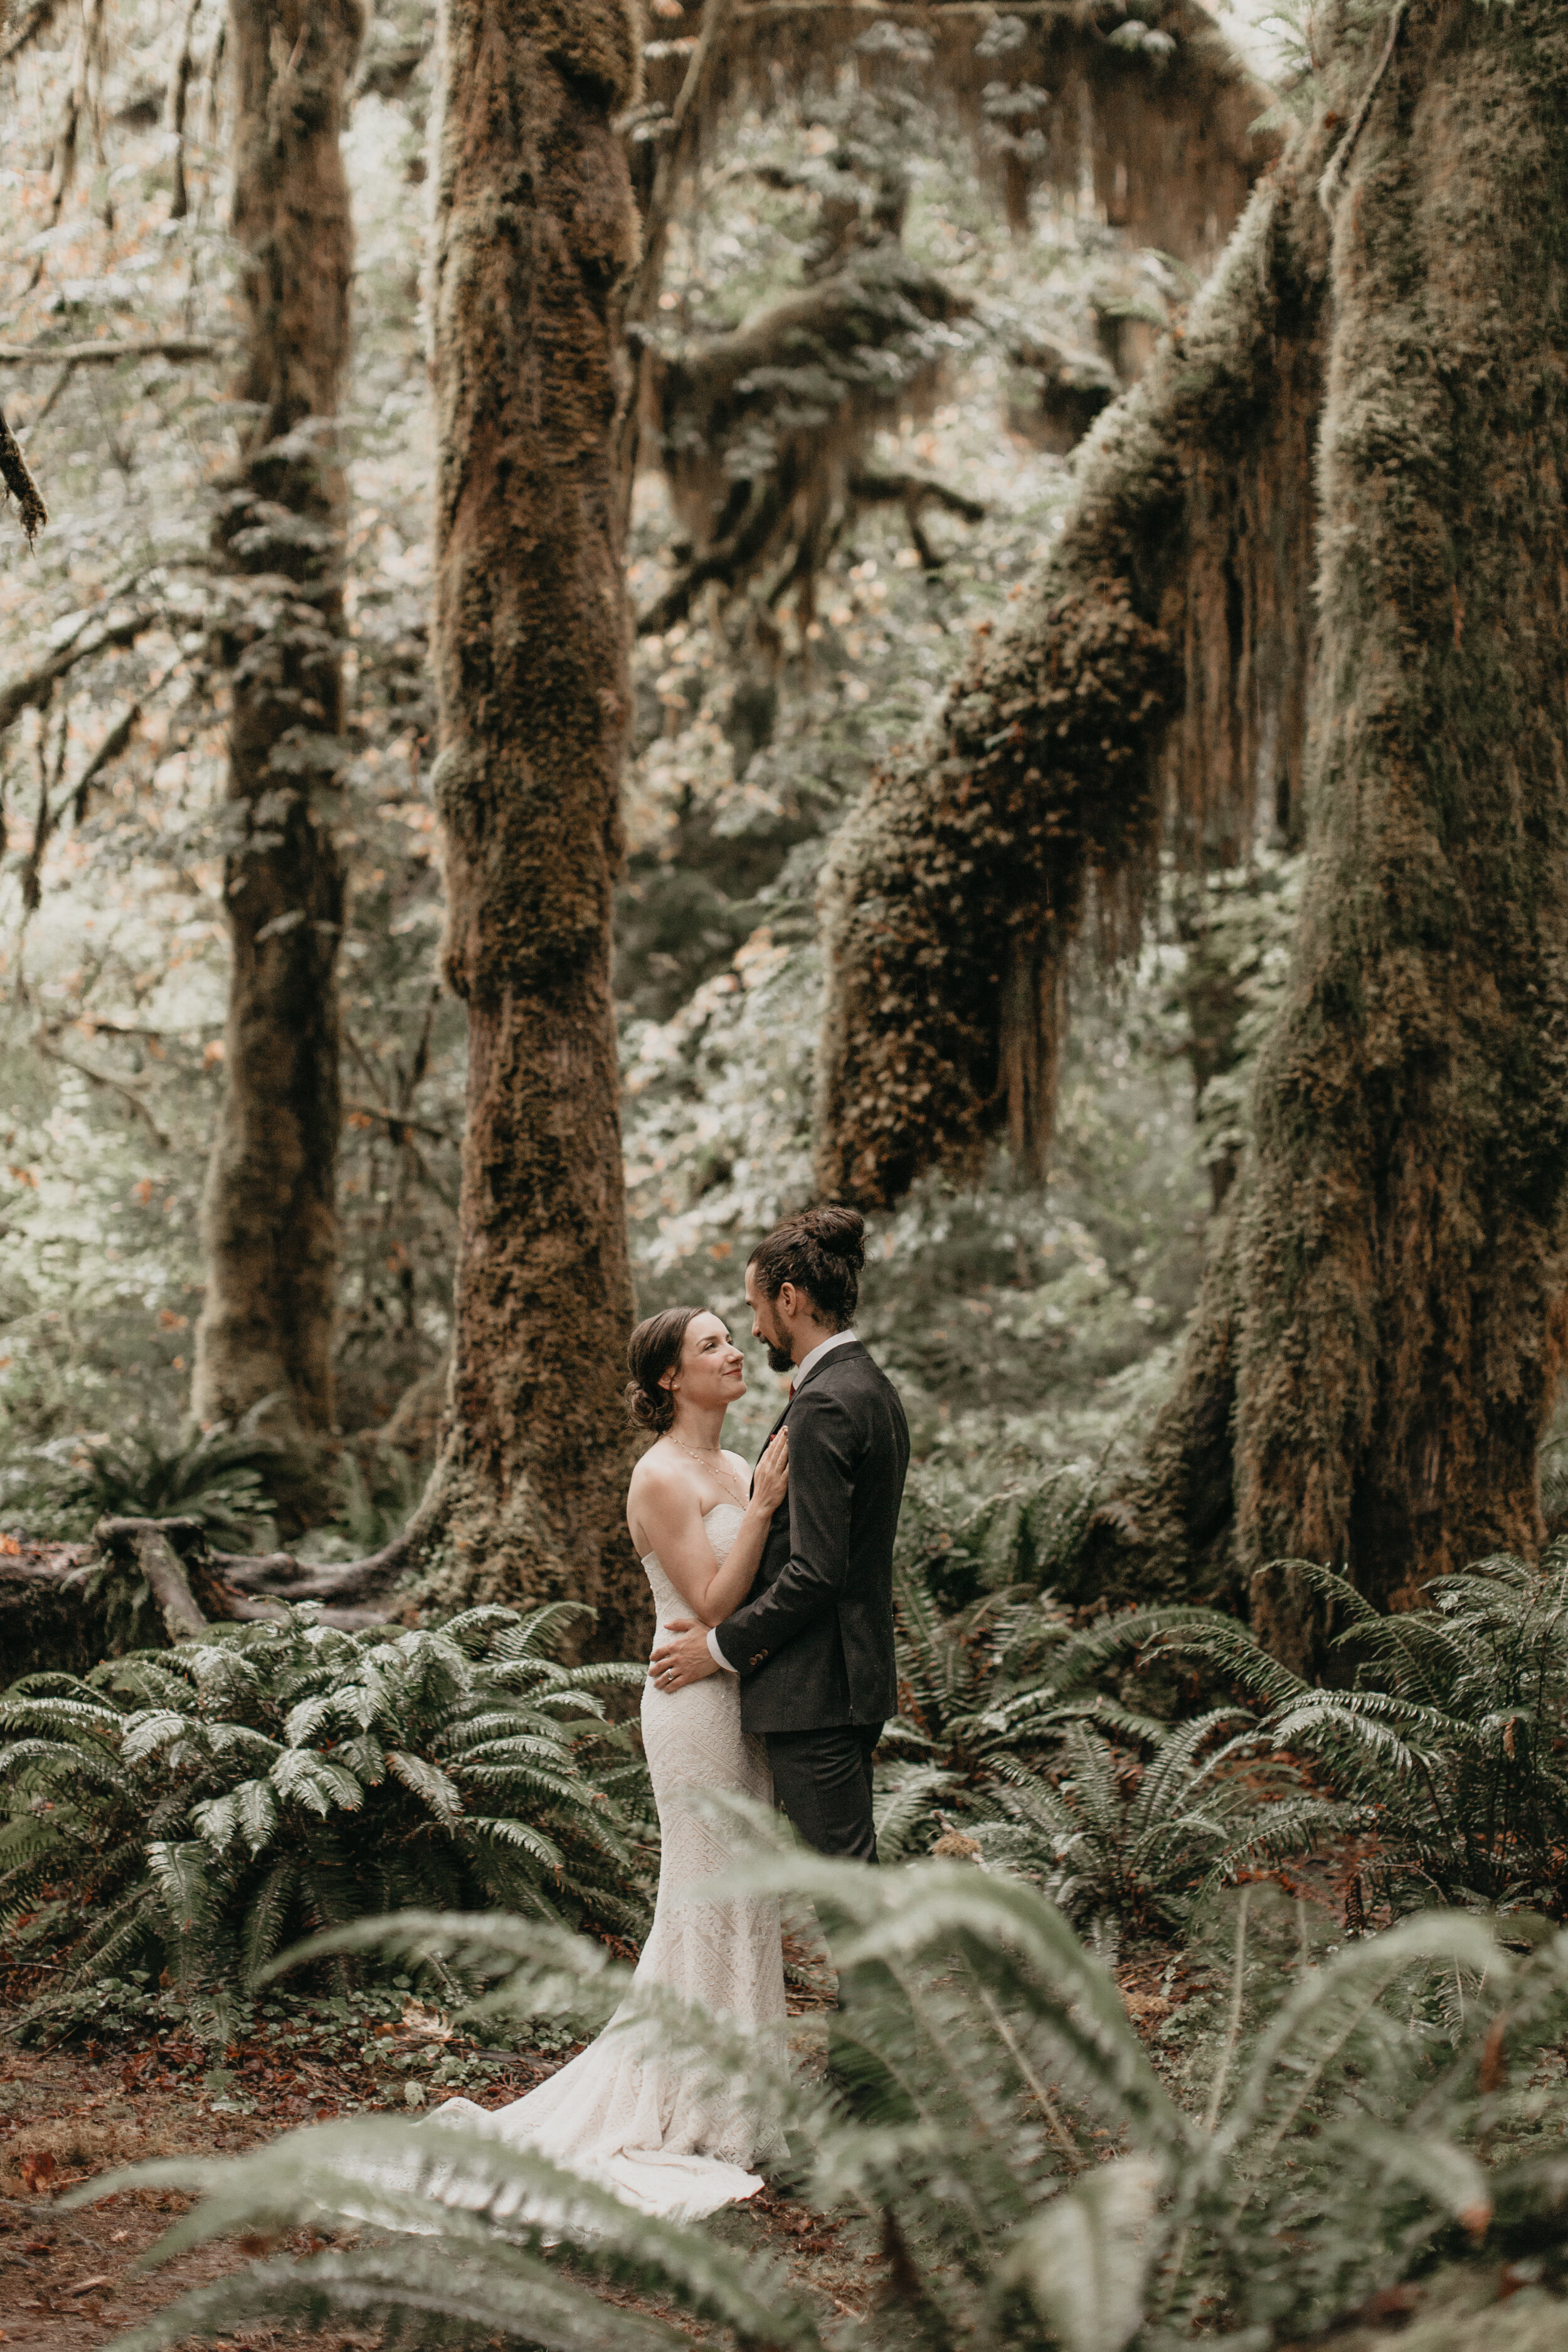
[706,1328,859,1671]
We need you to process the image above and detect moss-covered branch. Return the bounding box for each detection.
[817,137,1328,1205]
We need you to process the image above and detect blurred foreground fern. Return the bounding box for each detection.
[69,1846,1568,2351]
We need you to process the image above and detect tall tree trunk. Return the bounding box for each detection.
[1231,0,1568,1655]
[191,0,361,1476]
[820,0,1568,1653]
[413,0,642,1655]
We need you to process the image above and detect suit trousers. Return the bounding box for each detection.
[766,1723,881,1862]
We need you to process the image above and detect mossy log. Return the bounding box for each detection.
[0,1520,393,1685]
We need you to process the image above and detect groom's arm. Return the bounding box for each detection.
[712,1386,857,1672]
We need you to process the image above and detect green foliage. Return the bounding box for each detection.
[0,1406,282,1544]
[975,1715,1340,1946]
[1252,1557,1568,1918]
[879,1561,1342,1931]
[0,1602,652,2036]
[68,1859,1568,2351]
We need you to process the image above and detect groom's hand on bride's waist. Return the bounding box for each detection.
[649,1618,722,1692]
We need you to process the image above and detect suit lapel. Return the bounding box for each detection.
[750,1338,867,1488]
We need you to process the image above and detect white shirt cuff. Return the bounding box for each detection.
[707,1625,737,1672]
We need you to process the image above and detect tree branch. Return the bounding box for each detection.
[0,607,153,735]
[0,336,225,367]
[33,1026,171,1147]
[846,469,987,523]
[623,0,736,327]
[0,0,66,65]
[0,402,46,543]
[615,0,738,515]
[344,1096,457,1147]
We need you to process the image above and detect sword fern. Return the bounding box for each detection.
[0,1601,653,2031]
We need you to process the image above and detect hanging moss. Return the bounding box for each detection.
[646,0,1271,269]
[1229,0,1568,1640]
[642,248,972,630]
[818,135,1328,1205]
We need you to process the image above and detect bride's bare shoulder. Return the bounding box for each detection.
[628,1441,689,1507]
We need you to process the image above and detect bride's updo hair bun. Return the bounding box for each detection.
[747,1204,866,1329]
[625,1306,706,1434]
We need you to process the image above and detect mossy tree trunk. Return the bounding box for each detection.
[412,0,643,1655]
[821,0,1568,1654]
[1229,0,1568,1653]
[191,0,361,1479]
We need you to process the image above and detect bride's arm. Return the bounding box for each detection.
[636,1433,789,1626]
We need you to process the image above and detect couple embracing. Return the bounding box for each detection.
[434,1206,909,2219]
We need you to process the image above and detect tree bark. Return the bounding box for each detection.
[1231,0,1568,1648]
[1106,0,1568,1655]
[879,0,1568,1654]
[191,0,362,1469]
[817,152,1327,1205]
[415,0,643,1654]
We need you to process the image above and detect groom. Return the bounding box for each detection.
[650,1205,909,1862]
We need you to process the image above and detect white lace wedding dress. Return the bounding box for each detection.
[432,1503,787,2220]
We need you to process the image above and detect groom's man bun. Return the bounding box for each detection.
[748,1205,866,1330]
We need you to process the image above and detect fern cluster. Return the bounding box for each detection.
[0,1602,652,2031]
[1152,1555,1568,1920]
[879,1562,1340,1934]
[73,1851,1568,2351]
[1,1408,282,1545]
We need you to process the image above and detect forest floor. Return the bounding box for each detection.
[0,1941,1485,2351]
[0,1929,874,2351]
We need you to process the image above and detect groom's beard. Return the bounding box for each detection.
[764,1340,793,1374]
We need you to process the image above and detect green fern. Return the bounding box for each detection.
[879,1561,1335,1927]
[974,1713,1343,1942]
[4,1406,282,1546]
[1147,1552,1568,1917]
[0,1601,654,2030]
[67,1859,1568,2350]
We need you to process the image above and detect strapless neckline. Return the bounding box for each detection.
[641,1498,744,1570]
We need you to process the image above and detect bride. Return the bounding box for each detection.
[432,1305,792,2220]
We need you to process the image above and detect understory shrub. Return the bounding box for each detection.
[0,1602,652,2033]
[877,1565,1340,1930]
[72,1850,1568,2351]
[1,1409,283,1546]
[1160,1555,1568,1920]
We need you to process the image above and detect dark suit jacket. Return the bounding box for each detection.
[713,1337,909,1735]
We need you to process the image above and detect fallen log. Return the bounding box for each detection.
[0,1515,403,1687]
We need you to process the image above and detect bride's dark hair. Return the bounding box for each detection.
[747,1205,865,1329]
[625,1306,710,1434]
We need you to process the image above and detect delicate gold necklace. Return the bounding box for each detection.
[669,1434,746,1507]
